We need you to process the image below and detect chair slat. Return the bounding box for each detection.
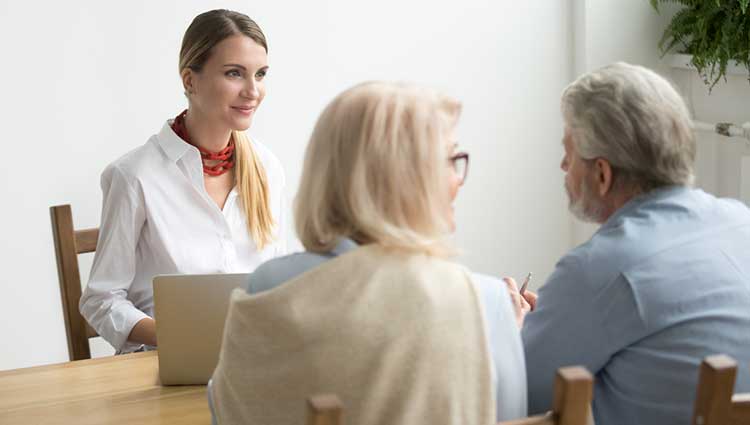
[554,366,593,425]
[307,394,343,425]
[75,228,99,254]
[692,354,738,425]
[86,324,98,339]
[730,393,750,424]
[500,414,556,425]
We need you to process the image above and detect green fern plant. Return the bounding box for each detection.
[651,0,750,90]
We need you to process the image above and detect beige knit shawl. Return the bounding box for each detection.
[211,245,495,425]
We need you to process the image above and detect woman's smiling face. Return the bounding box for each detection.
[183,34,269,131]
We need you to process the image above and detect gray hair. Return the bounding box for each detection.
[561,62,695,192]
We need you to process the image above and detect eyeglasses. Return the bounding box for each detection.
[450,152,469,183]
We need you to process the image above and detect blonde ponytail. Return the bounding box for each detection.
[178,10,274,248]
[233,131,275,249]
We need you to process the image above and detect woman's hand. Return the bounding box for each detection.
[503,277,538,328]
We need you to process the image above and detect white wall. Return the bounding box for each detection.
[642,3,750,206]
[0,1,573,370]
[569,1,750,245]
[669,67,750,204]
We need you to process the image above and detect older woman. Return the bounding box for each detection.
[210,82,526,424]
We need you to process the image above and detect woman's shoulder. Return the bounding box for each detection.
[247,251,331,294]
[101,136,161,183]
[340,246,472,288]
[383,248,468,275]
[366,252,511,310]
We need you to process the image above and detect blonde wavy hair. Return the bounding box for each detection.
[295,82,461,256]
[179,9,275,248]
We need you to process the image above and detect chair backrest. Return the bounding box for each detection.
[307,394,343,425]
[692,354,750,425]
[500,366,593,425]
[304,366,593,425]
[50,204,99,361]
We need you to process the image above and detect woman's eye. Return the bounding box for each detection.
[256,69,267,79]
[226,69,242,78]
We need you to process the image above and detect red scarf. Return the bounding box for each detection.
[171,110,235,176]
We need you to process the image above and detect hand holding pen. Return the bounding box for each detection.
[503,272,538,328]
[520,272,532,296]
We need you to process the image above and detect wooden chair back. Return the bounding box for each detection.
[307,394,343,425]
[50,204,99,361]
[692,354,750,425]
[501,366,593,425]
[304,366,593,425]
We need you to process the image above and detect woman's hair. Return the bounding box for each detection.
[179,9,275,248]
[561,62,695,193]
[295,82,461,256]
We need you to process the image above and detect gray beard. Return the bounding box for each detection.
[566,178,607,223]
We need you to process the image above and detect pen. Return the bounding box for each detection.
[519,272,532,296]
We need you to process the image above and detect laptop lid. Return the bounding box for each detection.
[153,273,248,385]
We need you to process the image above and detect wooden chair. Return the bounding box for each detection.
[304,366,593,425]
[50,204,99,361]
[307,394,343,425]
[501,366,593,425]
[692,354,750,425]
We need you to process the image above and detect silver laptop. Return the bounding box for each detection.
[153,273,248,385]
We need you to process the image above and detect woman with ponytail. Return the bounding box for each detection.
[80,9,286,353]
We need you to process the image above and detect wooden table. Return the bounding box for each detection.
[0,351,210,424]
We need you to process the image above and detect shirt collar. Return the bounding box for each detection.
[330,238,359,257]
[156,120,196,162]
[599,185,692,231]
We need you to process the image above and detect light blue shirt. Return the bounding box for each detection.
[523,187,750,425]
[247,239,528,421]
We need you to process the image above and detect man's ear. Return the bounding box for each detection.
[181,68,195,96]
[594,158,614,197]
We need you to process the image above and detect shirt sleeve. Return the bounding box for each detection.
[521,254,613,414]
[471,272,528,421]
[79,164,149,351]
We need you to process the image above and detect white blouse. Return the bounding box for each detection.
[80,121,287,353]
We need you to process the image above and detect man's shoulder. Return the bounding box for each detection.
[551,225,638,292]
[701,191,750,221]
[603,188,749,251]
[565,188,750,285]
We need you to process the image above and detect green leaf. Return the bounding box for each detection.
[652,0,750,91]
[741,0,749,14]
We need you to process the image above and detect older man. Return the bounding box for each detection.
[522,63,750,425]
